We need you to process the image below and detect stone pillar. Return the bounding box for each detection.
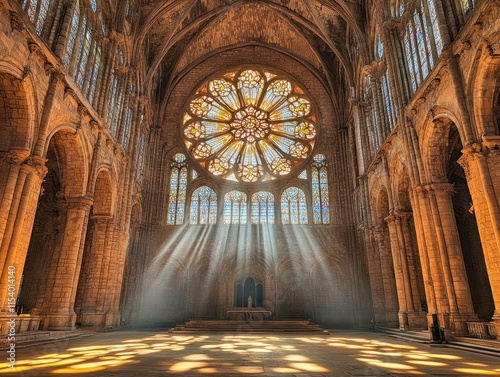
[78,216,113,328]
[425,182,476,336]
[371,225,399,327]
[459,141,500,334]
[39,197,92,330]
[385,212,427,330]
[0,156,47,334]
[0,149,30,254]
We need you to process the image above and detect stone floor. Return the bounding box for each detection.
[2,329,500,376]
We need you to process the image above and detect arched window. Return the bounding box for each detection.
[181,68,316,183]
[223,191,247,224]
[64,0,80,68]
[281,187,307,224]
[121,107,132,149]
[86,45,101,104]
[167,154,188,225]
[235,278,263,307]
[75,19,92,89]
[403,0,443,93]
[135,131,145,182]
[190,186,217,225]
[21,0,50,36]
[461,0,475,18]
[251,191,274,224]
[382,73,396,130]
[311,154,330,224]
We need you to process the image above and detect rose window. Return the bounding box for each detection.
[182,68,317,183]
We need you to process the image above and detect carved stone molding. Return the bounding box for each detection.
[25,155,48,179]
[9,11,26,33]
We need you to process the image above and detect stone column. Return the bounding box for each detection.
[39,197,92,330]
[371,225,399,327]
[78,216,113,328]
[0,149,30,254]
[459,141,500,333]
[426,182,476,336]
[0,156,47,334]
[386,212,427,330]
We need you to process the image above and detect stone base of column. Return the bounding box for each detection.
[449,313,477,338]
[41,312,77,331]
[490,313,500,339]
[398,312,409,331]
[407,311,428,330]
[78,311,120,330]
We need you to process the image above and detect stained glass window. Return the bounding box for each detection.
[298,170,307,179]
[107,73,118,134]
[251,191,275,224]
[36,0,49,35]
[427,0,443,55]
[311,155,330,224]
[182,68,316,183]
[382,74,396,129]
[376,35,384,60]
[122,107,132,149]
[90,0,97,12]
[64,0,80,68]
[281,187,307,224]
[76,26,92,89]
[190,186,217,225]
[87,46,101,104]
[135,132,145,181]
[403,1,443,94]
[192,170,198,179]
[223,191,247,224]
[167,154,188,225]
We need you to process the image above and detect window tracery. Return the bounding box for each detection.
[403,0,443,94]
[167,154,188,225]
[281,187,307,224]
[223,191,247,224]
[20,0,50,36]
[251,192,275,224]
[182,68,317,183]
[311,154,330,224]
[190,186,217,225]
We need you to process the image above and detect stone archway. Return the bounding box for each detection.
[370,184,399,328]
[75,169,116,329]
[20,129,89,331]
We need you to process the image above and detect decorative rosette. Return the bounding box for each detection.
[182,68,317,182]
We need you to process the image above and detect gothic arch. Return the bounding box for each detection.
[0,71,36,151]
[469,33,500,136]
[44,128,88,198]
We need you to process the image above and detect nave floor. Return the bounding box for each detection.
[2,328,500,376]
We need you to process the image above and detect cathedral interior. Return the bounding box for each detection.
[1,0,500,347]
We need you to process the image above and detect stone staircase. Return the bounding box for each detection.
[379,327,500,357]
[171,319,327,334]
[0,330,90,349]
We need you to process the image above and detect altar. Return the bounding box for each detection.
[226,307,272,321]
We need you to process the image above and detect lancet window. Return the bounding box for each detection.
[251,191,275,224]
[20,0,50,36]
[403,0,443,93]
[190,186,217,225]
[223,191,248,224]
[167,154,188,225]
[281,187,307,224]
[311,154,330,224]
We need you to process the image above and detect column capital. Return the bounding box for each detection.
[3,148,31,165]
[427,182,455,197]
[65,196,94,210]
[23,155,48,179]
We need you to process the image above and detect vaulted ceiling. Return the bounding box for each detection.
[131,0,371,107]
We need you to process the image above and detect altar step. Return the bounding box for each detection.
[171,320,327,333]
